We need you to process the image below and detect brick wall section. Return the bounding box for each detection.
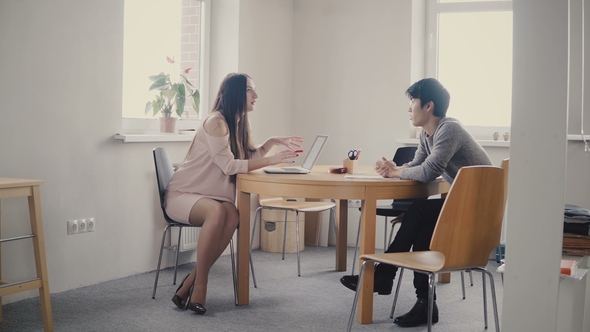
[181,0,202,118]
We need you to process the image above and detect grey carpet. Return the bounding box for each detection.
[1,246,503,332]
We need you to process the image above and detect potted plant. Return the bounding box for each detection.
[145,56,200,133]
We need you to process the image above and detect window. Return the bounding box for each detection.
[426,0,512,133]
[122,0,208,126]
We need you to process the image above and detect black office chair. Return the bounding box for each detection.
[151,147,239,304]
[351,146,425,275]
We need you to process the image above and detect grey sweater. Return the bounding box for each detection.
[401,117,492,184]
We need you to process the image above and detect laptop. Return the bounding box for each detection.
[263,134,329,174]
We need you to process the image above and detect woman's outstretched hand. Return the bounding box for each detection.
[269,136,304,151]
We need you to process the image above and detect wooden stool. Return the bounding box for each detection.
[0,178,53,331]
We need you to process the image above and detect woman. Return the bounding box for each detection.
[165,73,303,314]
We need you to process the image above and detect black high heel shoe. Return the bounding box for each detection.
[188,302,207,315]
[171,274,191,309]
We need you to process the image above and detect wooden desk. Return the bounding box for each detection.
[0,178,53,331]
[236,166,448,324]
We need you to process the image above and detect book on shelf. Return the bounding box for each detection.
[560,259,577,276]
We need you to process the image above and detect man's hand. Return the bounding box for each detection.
[374,157,402,178]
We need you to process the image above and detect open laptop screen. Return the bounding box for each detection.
[302,135,328,170]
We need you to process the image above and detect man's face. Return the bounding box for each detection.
[408,98,431,127]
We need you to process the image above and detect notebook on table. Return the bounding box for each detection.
[263,134,329,174]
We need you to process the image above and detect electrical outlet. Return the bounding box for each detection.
[86,218,95,232]
[78,219,87,233]
[67,220,78,235]
[348,200,362,208]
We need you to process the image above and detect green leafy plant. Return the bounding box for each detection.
[145,56,200,117]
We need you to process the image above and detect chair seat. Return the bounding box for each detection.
[260,198,335,212]
[375,206,407,217]
[360,251,446,273]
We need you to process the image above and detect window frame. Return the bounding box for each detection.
[425,0,513,139]
[121,0,211,134]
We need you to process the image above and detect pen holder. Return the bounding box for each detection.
[343,158,358,174]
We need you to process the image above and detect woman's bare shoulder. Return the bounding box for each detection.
[203,113,229,137]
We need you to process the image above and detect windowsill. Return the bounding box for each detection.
[567,134,590,141]
[396,138,510,147]
[397,135,590,148]
[113,132,195,143]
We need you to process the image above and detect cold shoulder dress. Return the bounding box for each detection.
[164,120,263,224]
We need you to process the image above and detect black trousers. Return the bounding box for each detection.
[376,198,445,300]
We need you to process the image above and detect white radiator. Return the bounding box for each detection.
[170,227,199,252]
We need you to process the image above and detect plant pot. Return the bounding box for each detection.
[159,117,177,133]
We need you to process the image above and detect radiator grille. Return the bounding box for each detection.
[170,227,199,252]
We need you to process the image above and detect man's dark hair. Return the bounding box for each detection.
[405,78,450,117]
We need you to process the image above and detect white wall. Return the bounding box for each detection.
[2,3,590,324]
[292,0,414,166]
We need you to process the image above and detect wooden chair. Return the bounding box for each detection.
[249,195,335,287]
[347,166,505,332]
[352,146,472,299]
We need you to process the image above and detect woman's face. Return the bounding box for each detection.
[246,78,258,112]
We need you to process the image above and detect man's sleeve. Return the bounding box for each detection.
[401,122,462,182]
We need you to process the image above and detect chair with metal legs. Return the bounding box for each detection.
[348,166,505,332]
[151,147,241,304]
[249,195,335,287]
[350,146,472,298]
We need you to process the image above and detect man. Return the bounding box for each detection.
[340,78,492,327]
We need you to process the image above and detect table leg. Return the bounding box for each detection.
[303,198,321,247]
[28,186,53,331]
[237,190,251,305]
[438,273,451,283]
[358,195,377,324]
[335,200,347,271]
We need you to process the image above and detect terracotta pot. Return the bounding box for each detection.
[159,117,177,133]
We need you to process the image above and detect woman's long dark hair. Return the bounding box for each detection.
[185,73,257,183]
[211,73,256,167]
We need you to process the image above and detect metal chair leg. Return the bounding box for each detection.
[152,224,172,299]
[249,207,263,288]
[347,260,370,332]
[388,220,396,247]
[481,268,501,332]
[351,215,362,275]
[427,273,435,332]
[481,271,488,329]
[296,212,301,277]
[390,267,405,318]
[383,216,388,252]
[173,226,183,285]
[281,210,288,260]
[460,271,466,299]
[229,238,237,305]
[469,269,474,286]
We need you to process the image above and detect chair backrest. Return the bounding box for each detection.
[430,166,505,270]
[500,158,509,210]
[391,146,423,204]
[392,146,417,166]
[153,147,176,223]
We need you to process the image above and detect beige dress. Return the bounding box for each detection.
[164,121,263,224]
